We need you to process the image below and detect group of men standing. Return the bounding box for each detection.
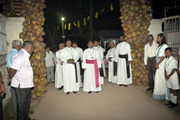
[45,36,132,94]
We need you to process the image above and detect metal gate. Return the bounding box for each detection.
[163,15,180,60]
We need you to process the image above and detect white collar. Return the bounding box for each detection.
[22,49,31,58]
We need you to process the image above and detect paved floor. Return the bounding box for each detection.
[31,77,180,120]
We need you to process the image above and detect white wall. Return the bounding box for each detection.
[148,19,163,40]
[6,17,24,53]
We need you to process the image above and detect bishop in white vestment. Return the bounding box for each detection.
[55,43,64,90]
[115,36,132,86]
[83,40,101,93]
[60,40,79,94]
[106,41,117,83]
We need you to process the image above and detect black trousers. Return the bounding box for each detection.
[147,57,155,89]
[15,86,31,120]
[0,96,3,120]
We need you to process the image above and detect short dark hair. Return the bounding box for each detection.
[158,33,167,45]
[88,40,93,44]
[165,47,172,52]
[22,41,33,48]
[66,39,71,43]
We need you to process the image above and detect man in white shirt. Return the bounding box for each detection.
[115,36,132,87]
[9,41,35,120]
[55,43,65,90]
[45,47,55,84]
[72,41,83,88]
[144,34,158,91]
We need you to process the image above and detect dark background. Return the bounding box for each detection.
[0,0,180,50]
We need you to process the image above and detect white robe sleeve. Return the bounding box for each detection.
[73,49,79,63]
[111,49,116,61]
[144,44,148,65]
[127,44,132,61]
[106,50,110,62]
[80,49,83,61]
[60,49,67,63]
[115,45,119,62]
[96,51,101,68]
[56,52,61,64]
[82,50,87,69]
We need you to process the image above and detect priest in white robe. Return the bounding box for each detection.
[55,43,65,90]
[60,39,79,94]
[94,39,105,85]
[83,40,101,93]
[106,41,117,83]
[115,36,132,87]
[97,41,106,77]
[72,41,83,88]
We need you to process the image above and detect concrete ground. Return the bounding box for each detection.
[31,77,180,120]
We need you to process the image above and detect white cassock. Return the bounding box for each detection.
[55,49,63,88]
[115,41,132,85]
[74,47,83,88]
[106,47,117,83]
[98,45,106,77]
[82,48,101,92]
[94,46,105,84]
[60,47,79,93]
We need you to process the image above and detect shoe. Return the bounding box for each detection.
[88,91,91,94]
[66,92,70,95]
[124,85,128,87]
[119,84,123,86]
[58,86,63,90]
[168,103,179,108]
[52,81,55,83]
[165,101,172,106]
[146,88,152,91]
[29,111,34,114]
[95,91,99,93]
[73,91,77,94]
[151,90,154,93]
[48,82,50,84]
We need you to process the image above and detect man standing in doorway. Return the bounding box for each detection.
[144,34,158,92]
[45,47,55,84]
[115,36,132,87]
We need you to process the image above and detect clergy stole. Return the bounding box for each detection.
[86,59,100,87]
[119,54,130,78]
[77,58,83,75]
[68,62,78,83]
[100,64,105,77]
[109,57,117,76]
